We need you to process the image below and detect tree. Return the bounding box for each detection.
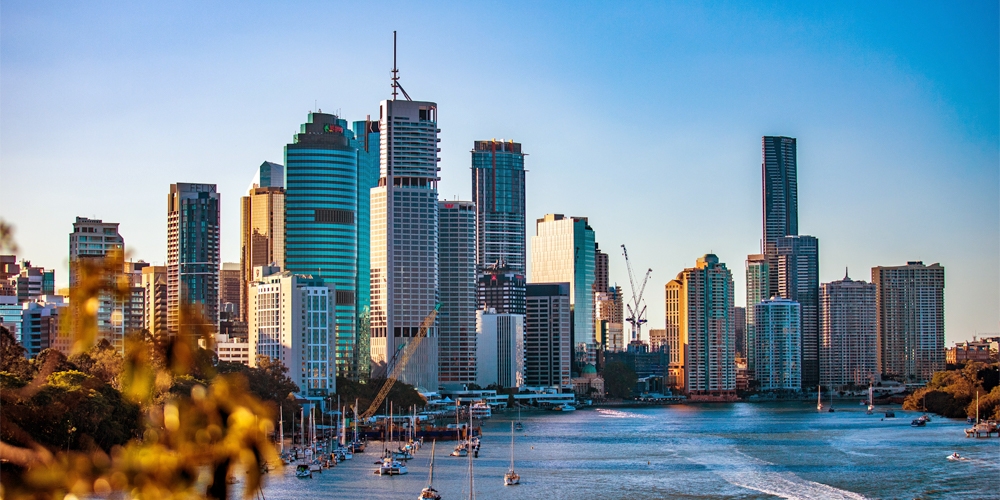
[0,326,32,380]
[603,361,638,399]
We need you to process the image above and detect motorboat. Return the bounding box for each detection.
[295,464,312,478]
[911,418,927,427]
[885,410,895,418]
[866,384,874,415]
[376,457,408,475]
[947,452,967,461]
[393,448,414,461]
[504,421,520,486]
[450,443,469,457]
[553,403,576,412]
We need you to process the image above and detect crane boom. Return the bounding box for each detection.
[621,244,652,343]
[359,304,440,421]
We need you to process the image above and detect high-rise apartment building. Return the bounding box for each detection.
[476,310,525,388]
[594,243,609,295]
[370,99,441,391]
[123,261,149,335]
[438,200,477,385]
[595,286,624,352]
[11,263,55,304]
[664,254,736,401]
[352,118,381,380]
[478,262,526,315]
[744,253,770,382]
[284,112,359,378]
[524,283,572,388]
[20,297,67,358]
[776,235,819,389]
[240,162,285,322]
[248,266,336,397]
[733,306,746,359]
[819,273,877,388]
[471,140,526,273]
[141,266,168,337]
[219,263,242,311]
[762,136,798,253]
[167,183,220,334]
[70,217,124,349]
[753,297,801,391]
[530,214,595,363]
[872,262,945,383]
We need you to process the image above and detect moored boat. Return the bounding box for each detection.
[504,421,520,486]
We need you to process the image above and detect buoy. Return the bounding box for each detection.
[647,461,650,465]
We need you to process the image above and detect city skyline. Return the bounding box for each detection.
[1,3,997,344]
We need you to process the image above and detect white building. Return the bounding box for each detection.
[476,310,524,389]
[214,333,250,365]
[753,297,802,391]
[248,266,335,397]
[820,273,878,388]
[438,200,478,385]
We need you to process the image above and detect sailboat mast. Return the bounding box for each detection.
[279,406,284,454]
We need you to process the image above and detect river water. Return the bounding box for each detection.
[238,402,999,499]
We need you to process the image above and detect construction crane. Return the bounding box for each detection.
[621,245,652,344]
[359,304,440,421]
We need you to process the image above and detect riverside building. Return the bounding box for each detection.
[438,200,478,385]
[476,309,525,388]
[524,282,572,389]
[872,262,945,383]
[819,273,877,388]
[471,140,526,274]
[753,297,802,391]
[776,235,820,389]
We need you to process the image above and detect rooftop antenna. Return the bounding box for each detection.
[391,31,412,101]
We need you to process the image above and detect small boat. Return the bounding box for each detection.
[514,405,524,432]
[817,385,824,411]
[418,440,442,500]
[947,452,967,461]
[911,418,926,427]
[866,384,874,415]
[376,457,408,476]
[885,410,895,418]
[393,448,414,461]
[470,401,492,420]
[827,388,834,412]
[504,421,520,486]
[450,444,469,457]
[295,464,312,478]
[553,403,576,412]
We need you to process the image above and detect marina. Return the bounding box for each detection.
[236,402,1000,499]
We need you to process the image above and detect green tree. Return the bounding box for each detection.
[0,326,32,380]
[603,361,638,399]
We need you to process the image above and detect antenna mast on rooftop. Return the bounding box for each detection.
[391,31,412,101]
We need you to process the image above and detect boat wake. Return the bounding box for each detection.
[686,444,867,500]
[595,408,652,420]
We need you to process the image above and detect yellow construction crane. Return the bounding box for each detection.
[359,304,440,421]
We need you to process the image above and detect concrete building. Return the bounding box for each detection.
[370,99,441,391]
[123,261,149,336]
[476,310,525,388]
[70,217,124,349]
[594,243,609,296]
[240,166,285,322]
[744,253,770,383]
[873,262,946,383]
[819,273,878,388]
[596,286,624,353]
[753,297,801,391]
[471,140,526,274]
[947,340,994,364]
[167,183,220,334]
[664,254,736,401]
[524,283,572,389]
[0,256,18,296]
[248,266,335,397]
[478,262,526,315]
[11,262,55,304]
[141,266,168,337]
[215,332,250,365]
[776,235,820,389]
[530,214,595,364]
[733,306,746,359]
[648,328,666,353]
[438,200,478,386]
[219,262,242,312]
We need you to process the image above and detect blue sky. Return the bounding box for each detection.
[2,1,997,342]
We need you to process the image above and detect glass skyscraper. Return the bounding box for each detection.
[167,183,220,335]
[352,118,380,380]
[776,235,819,389]
[284,112,358,378]
[471,140,526,273]
[438,200,477,385]
[762,136,798,253]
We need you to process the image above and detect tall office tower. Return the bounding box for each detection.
[762,136,798,253]
[524,283,572,388]
[664,280,683,387]
[745,253,770,383]
[471,140,526,273]
[70,217,124,349]
[478,262,526,314]
[167,183,220,334]
[595,286,624,352]
[352,118,381,379]
[872,262,945,383]
[240,162,285,322]
[664,254,736,400]
[753,297,802,391]
[476,310,525,388]
[122,261,149,335]
[776,235,819,389]
[219,263,242,310]
[819,273,877,388]
[141,266,168,337]
[248,266,336,398]
[530,214,596,363]
[648,328,666,353]
[284,112,359,378]
[593,243,609,294]
[733,306,746,359]
[438,200,477,385]
[370,99,441,391]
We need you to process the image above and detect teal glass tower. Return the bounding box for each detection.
[472,140,526,273]
[352,118,380,379]
[284,112,358,378]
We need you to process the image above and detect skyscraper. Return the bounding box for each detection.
[352,118,381,379]
[370,99,441,391]
[819,272,877,388]
[776,235,819,389]
[593,243,609,294]
[476,310,525,388]
[745,253,770,383]
[167,183,220,334]
[240,162,285,322]
[219,263,241,311]
[284,112,358,378]
[753,297,802,392]
[524,282,572,388]
[595,285,624,352]
[530,214,595,364]
[664,254,736,401]
[438,200,477,385]
[70,217,124,349]
[733,306,746,359]
[872,262,945,383]
[471,140,526,273]
[141,265,167,337]
[762,136,798,253]
[478,262,526,315]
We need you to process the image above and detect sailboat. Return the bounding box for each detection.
[350,399,366,453]
[514,405,524,432]
[867,384,874,415]
[504,421,520,486]
[376,404,408,476]
[419,440,442,500]
[827,390,835,413]
[817,385,823,411]
[451,406,468,457]
[465,409,476,500]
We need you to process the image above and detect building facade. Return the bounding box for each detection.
[141,266,168,337]
[733,306,746,359]
[438,200,478,385]
[167,183,220,334]
[648,328,666,353]
[478,262,526,315]
[69,217,124,349]
[819,274,877,388]
[240,165,285,322]
[762,136,798,253]
[776,235,819,389]
[524,283,572,389]
[753,297,801,391]
[471,140,526,274]
[872,262,945,383]
[476,310,525,388]
[352,118,381,380]
[596,286,624,352]
[219,262,242,311]
[370,99,441,391]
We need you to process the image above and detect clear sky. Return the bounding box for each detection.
[2,1,997,343]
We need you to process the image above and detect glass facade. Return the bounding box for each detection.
[167,183,220,335]
[352,119,380,379]
[471,140,526,273]
[762,136,798,252]
[754,297,802,391]
[284,112,358,378]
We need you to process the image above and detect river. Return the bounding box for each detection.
[237,402,999,499]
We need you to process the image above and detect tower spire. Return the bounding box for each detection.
[391,31,412,101]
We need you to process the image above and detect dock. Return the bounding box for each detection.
[964,421,999,438]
